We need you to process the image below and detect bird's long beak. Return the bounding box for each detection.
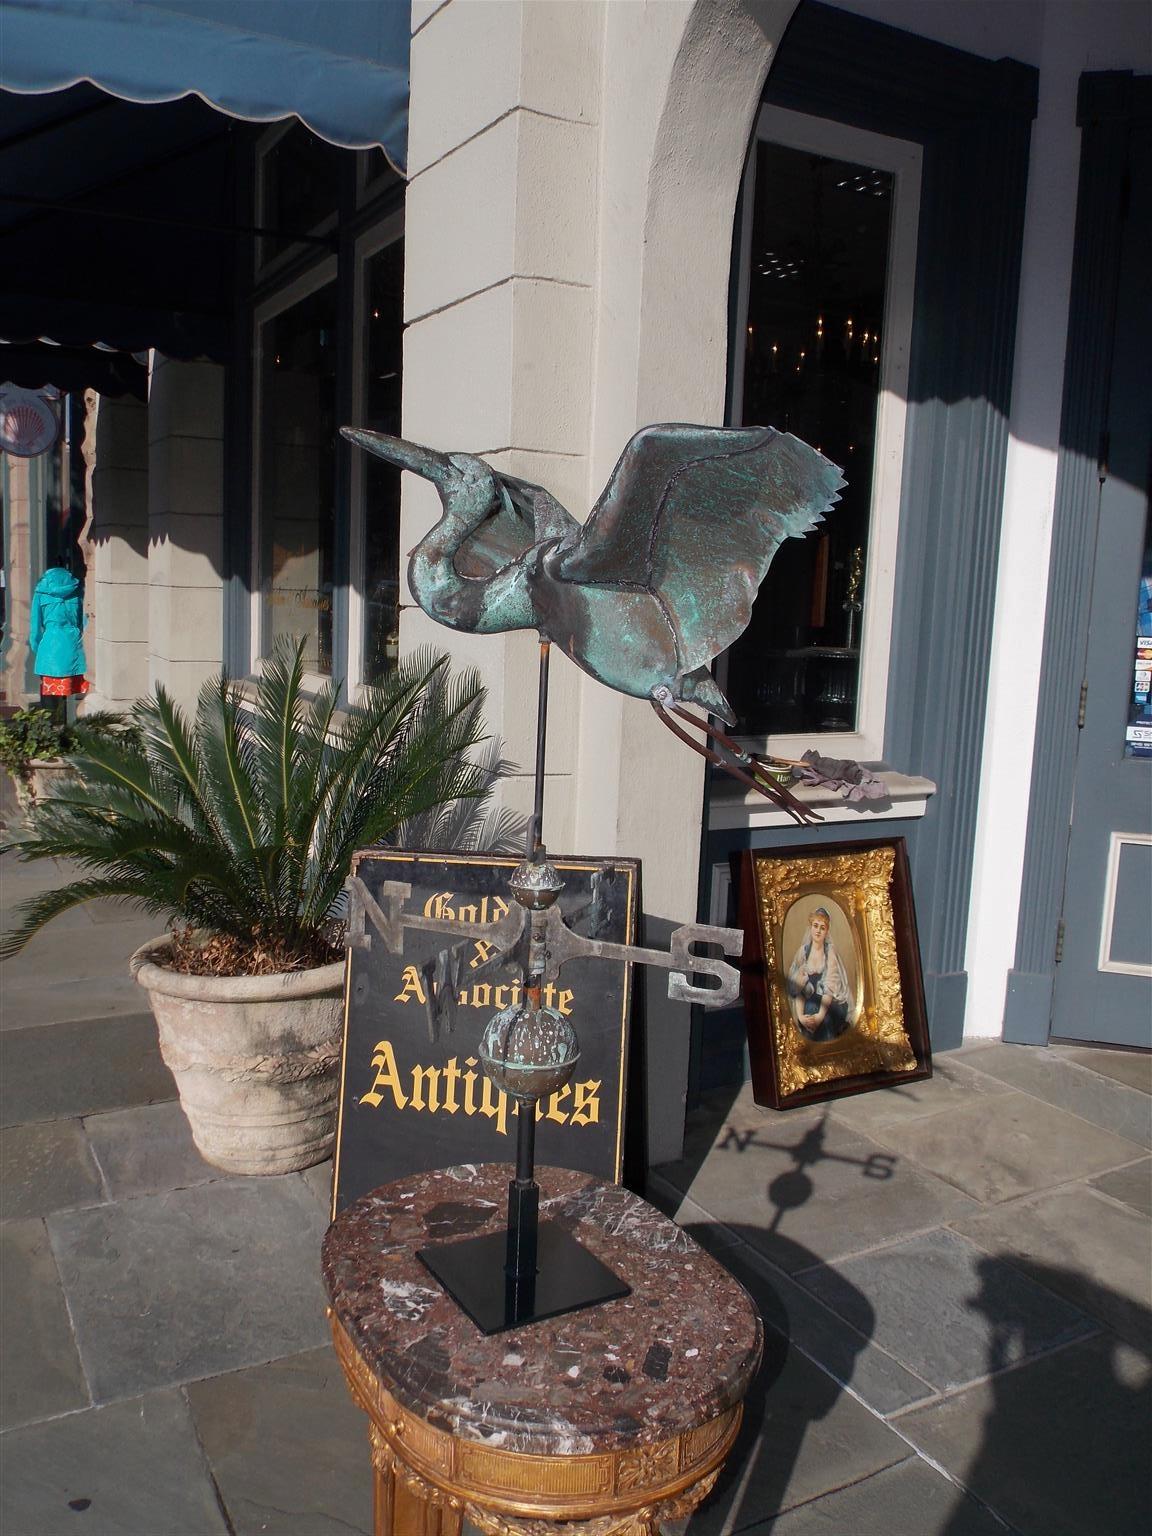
[340,427,456,488]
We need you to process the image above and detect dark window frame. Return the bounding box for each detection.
[223,123,404,700]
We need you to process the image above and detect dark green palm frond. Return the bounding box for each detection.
[299,657,488,921]
[197,678,261,850]
[56,732,177,825]
[2,638,513,961]
[358,692,488,839]
[250,640,308,844]
[278,676,343,922]
[301,657,491,928]
[299,652,454,887]
[136,687,229,844]
[194,677,279,920]
[396,737,526,852]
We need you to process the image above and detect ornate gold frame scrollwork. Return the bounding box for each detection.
[331,1314,741,1535]
[737,838,930,1110]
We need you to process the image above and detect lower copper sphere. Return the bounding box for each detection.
[478,1004,580,1102]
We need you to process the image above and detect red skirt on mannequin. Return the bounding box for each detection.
[39,676,90,698]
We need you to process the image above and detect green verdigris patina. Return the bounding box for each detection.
[341,423,843,728]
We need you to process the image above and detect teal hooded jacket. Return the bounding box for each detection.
[29,567,87,678]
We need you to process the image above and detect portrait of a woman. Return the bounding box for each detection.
[785,905,854,1043]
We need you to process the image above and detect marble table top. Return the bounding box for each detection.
[322,1164,763,1457]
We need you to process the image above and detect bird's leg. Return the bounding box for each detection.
[650,691,820,825]
[672,704,806,795]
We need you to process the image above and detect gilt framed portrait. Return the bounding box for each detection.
[736,838,930,1110]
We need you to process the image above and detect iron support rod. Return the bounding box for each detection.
[527,641,551,857]
[514,1100,536,1186]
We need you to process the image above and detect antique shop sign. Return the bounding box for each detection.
[333,851,639,1213]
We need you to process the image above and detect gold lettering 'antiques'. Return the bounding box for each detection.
[359,1038,601,1136]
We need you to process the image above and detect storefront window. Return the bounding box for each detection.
[259,121,342,265]
[727,140,895,738]
[256,278,339,674]
[247,121,404,687]
[360,238,404,686]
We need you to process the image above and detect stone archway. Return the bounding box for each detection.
[585,0,799,878]
[637,0,799,425]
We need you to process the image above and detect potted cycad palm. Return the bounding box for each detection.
[1,641,513,1175]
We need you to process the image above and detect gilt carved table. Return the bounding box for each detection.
[322,1164,763,1535]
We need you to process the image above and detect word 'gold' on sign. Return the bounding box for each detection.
[422,891,510,923]
[359,1040,600,1137]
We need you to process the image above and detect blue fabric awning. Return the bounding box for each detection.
[0,0,410,172]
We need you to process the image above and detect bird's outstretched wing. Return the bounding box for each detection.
[454,472,580,580]
[555,425,845,671]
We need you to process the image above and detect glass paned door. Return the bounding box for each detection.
[727,141,894,738]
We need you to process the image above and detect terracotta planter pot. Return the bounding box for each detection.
[130,938,346,1176]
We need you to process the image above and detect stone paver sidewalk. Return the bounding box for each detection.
[1,830,1149,1534]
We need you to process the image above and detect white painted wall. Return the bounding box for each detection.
[964,0,1151,1036]
[403,0,604,850]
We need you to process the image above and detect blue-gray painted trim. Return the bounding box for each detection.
[1003,971,1055,1047]
[924,972,968,1050]
[1005,73,1150,1044]
[884,101,1034,1006]
[709,2,1039,1069]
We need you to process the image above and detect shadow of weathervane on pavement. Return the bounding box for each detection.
[718,1112,896,1236]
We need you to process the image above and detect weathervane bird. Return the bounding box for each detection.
[341,423,845,820]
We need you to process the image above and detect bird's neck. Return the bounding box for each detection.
[409,510,484,631]
[408,492,534,634]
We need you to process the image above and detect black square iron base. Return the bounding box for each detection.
[417,1221,631,1335]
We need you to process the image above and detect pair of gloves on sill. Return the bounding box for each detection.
[785,750,887,802]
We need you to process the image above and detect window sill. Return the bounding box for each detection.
[708,766,936,831]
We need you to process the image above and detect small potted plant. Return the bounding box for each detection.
[1,641,514,1175]
[0,706,131,809]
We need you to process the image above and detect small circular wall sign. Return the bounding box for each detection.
[0,385,60,458]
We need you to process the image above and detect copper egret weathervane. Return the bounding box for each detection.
[342,421,845,1332]
[342,423,845,821]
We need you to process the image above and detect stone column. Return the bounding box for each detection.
[83,391,149,710]
[147,356,225,713]
[404,0,603,851]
